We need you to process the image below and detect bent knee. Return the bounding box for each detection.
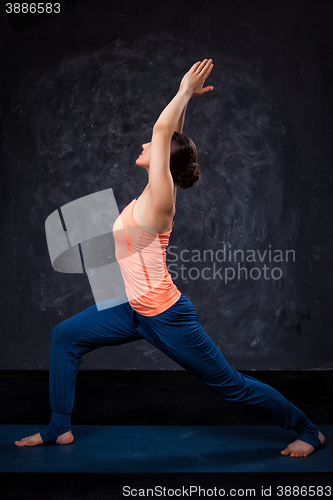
[50,321,73,348]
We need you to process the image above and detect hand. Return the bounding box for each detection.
[179,59,214,97]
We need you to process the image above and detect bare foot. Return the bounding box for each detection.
[281,431,325,457]
[14,431,74,447]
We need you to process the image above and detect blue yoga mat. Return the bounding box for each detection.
[1,425,331,473]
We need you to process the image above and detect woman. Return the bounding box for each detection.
[15,59,325,457]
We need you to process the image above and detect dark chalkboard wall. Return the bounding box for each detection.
[1,0,332,369]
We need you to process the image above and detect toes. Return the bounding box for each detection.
[15,440,25,447]
[15,440,26,447]
[288,449,308,458]
[282,437,318,458]
[14,436,37,447]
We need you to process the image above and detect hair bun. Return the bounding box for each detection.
[176,162,200,189]
[170,132,200,189]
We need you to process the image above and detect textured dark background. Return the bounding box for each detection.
[1,0,332,369]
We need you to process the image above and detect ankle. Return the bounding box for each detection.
[40,412,71,444]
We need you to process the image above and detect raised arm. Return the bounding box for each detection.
[148,59,214,214]
[175,102,188,134]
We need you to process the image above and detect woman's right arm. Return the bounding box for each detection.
[149,60,214,213]
[175,59,214,134]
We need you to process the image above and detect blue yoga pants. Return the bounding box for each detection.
[40,293,320,448]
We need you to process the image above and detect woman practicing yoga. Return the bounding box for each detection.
[15,59,325,457]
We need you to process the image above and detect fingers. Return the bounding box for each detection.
[196,59,213,76]
[190,61,202,73]
[202,62,214,81]
[186,59,214,97]
[201,85,214,94]
[194,59,208,73]
[190,59,213,75]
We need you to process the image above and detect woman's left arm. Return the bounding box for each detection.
[175,103,188,134]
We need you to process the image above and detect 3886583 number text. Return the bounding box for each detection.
[276,485,332,497]
[6,3,61,14]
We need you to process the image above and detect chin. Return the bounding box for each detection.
[136,160,148,170]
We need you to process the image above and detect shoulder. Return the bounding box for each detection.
[133,191,175,234]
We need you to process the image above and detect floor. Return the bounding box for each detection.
[1,370,332,498]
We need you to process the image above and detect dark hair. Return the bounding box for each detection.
[170,132,200,189]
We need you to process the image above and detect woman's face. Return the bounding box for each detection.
[136,142,151,170]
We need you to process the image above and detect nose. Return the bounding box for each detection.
[142,142,150,150]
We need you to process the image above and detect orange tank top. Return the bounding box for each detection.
[112,198,181,316]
